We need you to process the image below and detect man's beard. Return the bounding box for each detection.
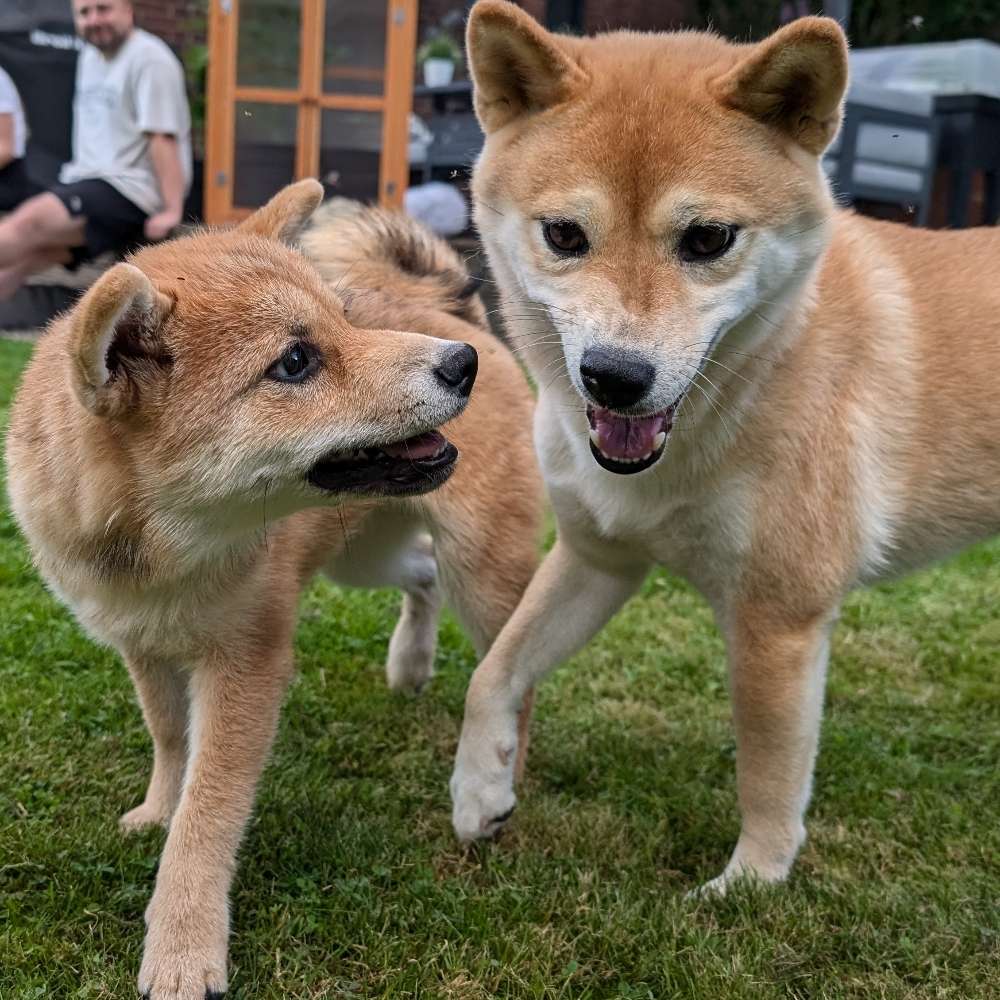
[82,25,129,54]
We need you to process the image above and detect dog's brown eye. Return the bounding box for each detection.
[543,219,589,257]
[679,223,737,262]
[268,342,314,383]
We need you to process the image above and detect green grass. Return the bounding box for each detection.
[1,335,997,999]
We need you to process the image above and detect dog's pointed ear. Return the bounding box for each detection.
[70,263,174,418]
[237,178,324,244]
[467,0,587,134]
[711,17,848,155]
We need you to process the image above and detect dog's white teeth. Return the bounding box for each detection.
[639,452,651,462]
[653,431,666,450]
[589,429,601,448]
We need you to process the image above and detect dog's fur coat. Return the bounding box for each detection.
[449,1,1000,894]
[5,183,542,998]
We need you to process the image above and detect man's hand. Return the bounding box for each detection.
[144,210,182,242]
[144,132,186,242]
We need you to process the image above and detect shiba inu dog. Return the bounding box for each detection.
[450,0,1000,893]
[5,181,542,999]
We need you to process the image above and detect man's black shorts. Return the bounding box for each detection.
[49,178,148,267]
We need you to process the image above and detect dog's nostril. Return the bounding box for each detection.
[580,347,655,409]
[434,343,479,398]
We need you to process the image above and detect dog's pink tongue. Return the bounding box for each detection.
[381,430,446,460]
[592,409,665,459]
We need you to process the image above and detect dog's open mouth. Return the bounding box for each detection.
[586,405,675,475]
[307,430,458,496]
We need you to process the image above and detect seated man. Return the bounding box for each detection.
[0,0,191,299]
[0,65,36,212]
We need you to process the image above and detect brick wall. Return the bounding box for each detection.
[132,0,207,60]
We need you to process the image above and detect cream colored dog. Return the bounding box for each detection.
[5,182,542,998]
[450,0,1000,894]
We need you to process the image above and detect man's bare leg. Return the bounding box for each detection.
[0,192,85,269]
[0,246,76,300]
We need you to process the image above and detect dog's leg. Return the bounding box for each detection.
[120,656,189,832]
[430,522,538,661]
[450,537,648,841]
[698,612,833,895]
[138,651,292,1000]
[383,534,444,694]
[426,495,540,781]
[324,512,443,694]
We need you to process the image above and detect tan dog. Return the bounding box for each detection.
[450,1,1000,894]
[5,181,542,998]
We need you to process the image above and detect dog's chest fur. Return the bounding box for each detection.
[24,520,275,661]
[536,391,752,604]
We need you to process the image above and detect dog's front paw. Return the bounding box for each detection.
[691,826,802,898]
[450,737,518,842]
[691,864,785,899]
[139,947,227,1000]
[139,895,228,999]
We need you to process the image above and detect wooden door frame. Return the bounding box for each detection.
[204,0,417,224]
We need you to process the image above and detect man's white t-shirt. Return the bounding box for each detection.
[61,28,192,215]
[0,66,28,160]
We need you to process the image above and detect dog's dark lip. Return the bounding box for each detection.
[585,403,677,475]
[306,430,458,497]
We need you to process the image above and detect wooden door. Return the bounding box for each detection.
[204,0,417,224]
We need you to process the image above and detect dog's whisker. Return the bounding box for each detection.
[699,355,751,384]
[262,477,270,553]
[713,348,785,368]
[506,340,565,357]
[684,369,735,439]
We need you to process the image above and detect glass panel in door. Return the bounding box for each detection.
[237,0,302,89]
[319,108,382,201]
[323,0,387,96]
[233,102,299,207]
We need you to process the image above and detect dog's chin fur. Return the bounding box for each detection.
[451,0,1000,893]
[4,184,544,999]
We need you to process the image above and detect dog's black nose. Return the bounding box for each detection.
[434,343,478,397]
[580,347,655,410]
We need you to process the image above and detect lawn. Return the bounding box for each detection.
[1,334,997,999]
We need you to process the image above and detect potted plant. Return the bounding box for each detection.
[417,33,463,87]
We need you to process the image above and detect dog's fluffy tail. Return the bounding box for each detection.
[300,198,485,326]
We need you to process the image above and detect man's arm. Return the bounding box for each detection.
[144,132,185,241]
[0,114,15,171]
